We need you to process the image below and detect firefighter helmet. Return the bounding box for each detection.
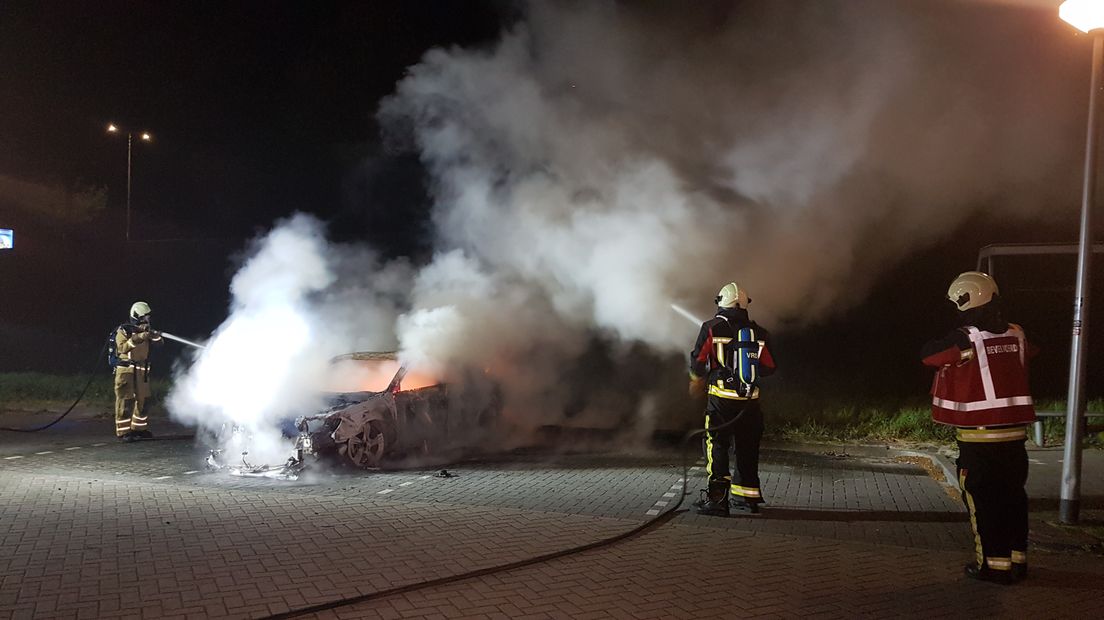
[947,271,998,311]
[130,301,152,322]
[716,282,750,309]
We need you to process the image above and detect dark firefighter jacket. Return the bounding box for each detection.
[690,307,776,400]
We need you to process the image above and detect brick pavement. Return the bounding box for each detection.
[306,522,1104,620]
[0,417,1102,618]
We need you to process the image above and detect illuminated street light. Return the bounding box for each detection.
[1058,0,1104,525]
[1061,0,1104,33]
[105,122,153,243]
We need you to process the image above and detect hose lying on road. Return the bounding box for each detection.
[263,411,746,620]
[0,342,108,433]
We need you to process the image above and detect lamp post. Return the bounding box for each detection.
[106,123,152,243]
[1058,0,1104,525]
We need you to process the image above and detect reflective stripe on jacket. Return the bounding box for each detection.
[924,325,1036,428]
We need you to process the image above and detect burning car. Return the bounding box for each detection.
[206,352,499,476]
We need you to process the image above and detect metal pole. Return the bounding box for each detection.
[126,132,133,243]
[1061,33,1104,525]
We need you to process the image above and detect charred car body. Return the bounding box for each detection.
[206,352,499,477]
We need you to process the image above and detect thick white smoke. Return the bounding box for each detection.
[173,0,1090,443]
[168,215,413,462]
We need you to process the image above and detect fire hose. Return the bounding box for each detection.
[263,301,726,618]
[264,418,745,618]
[0,330,204,433]
[264,415,748,619]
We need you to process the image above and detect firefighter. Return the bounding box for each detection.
[114,301,162,441]
[922,271,1035,584]
[689,282,776,516]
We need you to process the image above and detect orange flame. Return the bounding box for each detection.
[326,358,440,393]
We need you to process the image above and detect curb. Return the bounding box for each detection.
[898,449,958,490]
[762,439,961,492]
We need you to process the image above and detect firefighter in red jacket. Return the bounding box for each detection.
[922,271,1035,584]
[689,282,776,516]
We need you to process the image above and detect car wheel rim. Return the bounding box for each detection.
[347,419,385,468]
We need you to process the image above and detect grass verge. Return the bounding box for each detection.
[0,372,172,410]
[766,392,1104,447]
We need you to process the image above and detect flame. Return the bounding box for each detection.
[325,358,440,393]
[396,371,441,391]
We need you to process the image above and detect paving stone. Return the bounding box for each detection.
[0,422,1102,618]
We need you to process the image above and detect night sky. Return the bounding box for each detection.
[1,1,507,371]
[1,1,1102,404]
[0,1,505,242]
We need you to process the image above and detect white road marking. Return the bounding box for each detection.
[689,466,701,471]
[153,476,173,480]
[92,443,107,447]
[399,481,414,487]
[647,476,690,515]
[4,456,24,460]
[1029,459,1046,466]
[419,475,431,479]
[183,470,200,475]
[378,489,394,495]
[35,451,54,455]
[64,447,81,451]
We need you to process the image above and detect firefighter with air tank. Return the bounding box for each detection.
[113,301,162,441]
[922,271,1035,584]
[689,282,777,516]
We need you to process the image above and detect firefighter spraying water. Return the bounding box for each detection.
[109,302,207,442]
[687,283,777,516]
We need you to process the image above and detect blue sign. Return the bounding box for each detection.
[0,229,11,250]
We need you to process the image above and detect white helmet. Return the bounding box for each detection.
[716,282,750,309]
[130,301,152,322]
[947,271,998,311]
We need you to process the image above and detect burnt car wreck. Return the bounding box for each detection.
[206,352,499,478]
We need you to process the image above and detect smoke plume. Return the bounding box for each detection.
[171,0,1090,447]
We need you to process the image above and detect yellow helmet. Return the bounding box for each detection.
[130,301,152,322]
[947,271,998,311]
[715,282,750,309]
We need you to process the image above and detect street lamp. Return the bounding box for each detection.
[1058,0,1104,525]
[106,122,153,243]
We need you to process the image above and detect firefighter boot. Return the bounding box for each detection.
[693,481,730,517]
[963,563,1013,585]
[1011,563,1028,582]
[732,498,762,515]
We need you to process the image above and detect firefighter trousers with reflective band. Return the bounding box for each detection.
[114,367,151,437]
[704,397,763,502]
[956,438,1029,574]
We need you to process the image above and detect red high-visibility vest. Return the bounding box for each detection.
[925,325,1036,428]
